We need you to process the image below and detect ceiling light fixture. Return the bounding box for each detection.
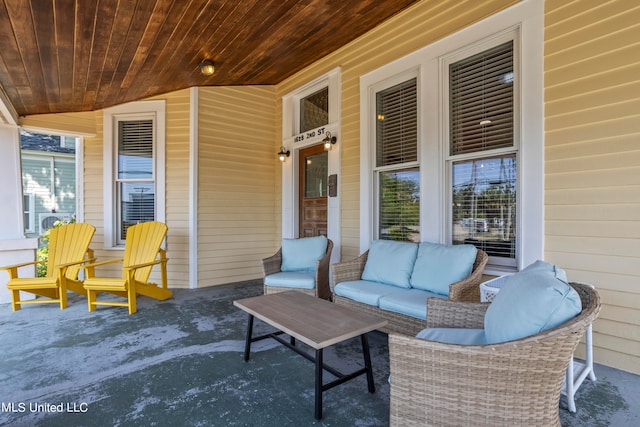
[199,60,215,76]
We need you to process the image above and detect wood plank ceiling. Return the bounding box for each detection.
[0,0,419,117]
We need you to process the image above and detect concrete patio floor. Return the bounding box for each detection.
[0,280,638,426]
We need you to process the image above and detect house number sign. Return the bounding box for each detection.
[293,127,327,144]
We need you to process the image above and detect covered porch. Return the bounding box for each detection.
[1,280,638,426]
[0,0,639,424]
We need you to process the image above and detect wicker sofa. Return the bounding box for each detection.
[331,240,488,335]
[388,281,600,426]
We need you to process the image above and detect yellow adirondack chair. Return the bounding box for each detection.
[82,221,172,314]
[1,223,96,311]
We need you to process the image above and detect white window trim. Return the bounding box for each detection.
[442,29,521,270]
[75,136,85,223]
[20,128,86,226]
[103,100,166,249]
[360,0,543,273]
[281,68,341,262]
[21,153,75,213]
[369,70,421,241]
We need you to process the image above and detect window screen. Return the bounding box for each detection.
[379,169,420,242]
[452,155,516,259]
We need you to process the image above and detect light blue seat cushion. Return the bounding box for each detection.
[333,280,400,306]
[361,240,418,288]
[378,289,445,320]
[410,242,477,295]
[416,328,487,345]
[280,236,328,273]
[264,272,315,289]
[484,260,582,344]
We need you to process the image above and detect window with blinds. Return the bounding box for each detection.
[374,77,419,242]
[116,119,155,243]
[449,41,513,156]
[448,40,517,267]
[376,78,418,166]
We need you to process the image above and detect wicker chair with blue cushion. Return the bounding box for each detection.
[388,261,601,426]
[262,236,333,300]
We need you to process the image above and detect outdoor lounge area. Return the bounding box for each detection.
[1,280,639,427]
[1,0,639,426]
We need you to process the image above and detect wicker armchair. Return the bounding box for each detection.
[262,239,333,300]
[388,282,601,427]
[331,249,488,335]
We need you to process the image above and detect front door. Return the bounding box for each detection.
[299,144,328,237]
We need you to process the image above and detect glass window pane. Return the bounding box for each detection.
[304,152,328,198]
[118,120,153,179]
[54,160,75,212]
[300,87,328,133]
[452,155,516,260]
[376,78,417,167]
[23,194,30,230]
[450,41,514,155]
[379,169,420,242]
[118,181,155,241]
[61,136,77,150]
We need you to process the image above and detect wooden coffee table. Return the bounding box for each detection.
[233,290,387,420]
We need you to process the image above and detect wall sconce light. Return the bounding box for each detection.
[278,146,290,162]
[199,59,215,76]
[323,132,337,151]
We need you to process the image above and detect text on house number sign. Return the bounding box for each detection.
[294,127,326,143]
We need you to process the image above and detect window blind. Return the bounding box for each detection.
[450,41,513,156]
[118,182,155,240]
[118,120,153,179]
[376,78,417,167]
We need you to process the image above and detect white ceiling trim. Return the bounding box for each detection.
[0,86,18,125]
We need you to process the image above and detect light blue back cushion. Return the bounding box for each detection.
[361,240,418,288]
[484,260,582,344]
[280,236,328,272]
[410,242,477,295]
